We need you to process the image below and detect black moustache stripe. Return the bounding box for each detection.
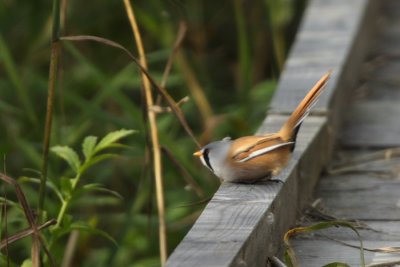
[203,149,214,172]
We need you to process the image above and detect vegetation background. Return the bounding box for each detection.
[0,0,306,266]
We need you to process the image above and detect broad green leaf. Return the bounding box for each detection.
[94,129,135,153]
[100,143,133,150]
[51,146,81,173]
[82,135,98,160]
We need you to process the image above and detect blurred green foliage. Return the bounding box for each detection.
[0,0,306,266]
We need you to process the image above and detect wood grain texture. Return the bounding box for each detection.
[340,102,400,147]
[269,0,375,115]
[292,240,400,267]
[294,2,400,266]
[166,118,327,267]
[297,221,400,241]
[371,0,400,55]
[316,172,400,220]
[166,0,377,265]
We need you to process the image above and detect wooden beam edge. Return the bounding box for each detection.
[166,0,379,266]
[166,117,328,266]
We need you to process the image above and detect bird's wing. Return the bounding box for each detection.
[230,134,292,162]
[236,142,294,162]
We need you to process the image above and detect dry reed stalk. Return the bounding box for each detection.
[122,0,167,264]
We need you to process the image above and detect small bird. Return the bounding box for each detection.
[193,71,331,183]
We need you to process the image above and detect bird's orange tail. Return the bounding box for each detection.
[279,71,331,142]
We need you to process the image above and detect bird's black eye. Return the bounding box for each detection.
[203,148,214,171]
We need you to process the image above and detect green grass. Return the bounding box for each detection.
[0,0,306,266]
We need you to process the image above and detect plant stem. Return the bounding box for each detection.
[39,0,61,213]
[55,200,68,229]
[46,174,80,261]
[123,0,167,264]
[55,175,80,229]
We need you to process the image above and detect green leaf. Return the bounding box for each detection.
[60,177,73,198]
[322,263,351,267]
[21,259,32,267]
[75,183,123,199]
[82,135,98,160]
[94,129,135,153]
[80,153,118,173]
[18,176,63,202]
[70,221,118,246]
[51,146,81,173]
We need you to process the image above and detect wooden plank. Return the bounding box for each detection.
[292,240,400,267]
[316,172,400,220]
[166,0,378,265]
[165,172,298,267]
[298,221,400,241]
[357,81,400,101]
[294,2,400,267]
[269,0,376,115]
[373,0,400,55]
[340,102,400,147]
[340,1,400,147]
[165,182,285,267]
[166,117,327,267]
[327,150,400,176]
[364,61,400,88]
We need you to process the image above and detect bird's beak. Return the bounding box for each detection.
[193,150,203,157]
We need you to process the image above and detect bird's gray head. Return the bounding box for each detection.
[194,137,232,177]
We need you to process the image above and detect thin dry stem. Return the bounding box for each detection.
[61,230,79,267]
[0,219,56,249]
[150,96,189,113]
[0,173,56,266]
[1,156,10,266]
[1,200,10,266]
[60,35,201,148]
[40,41,60,212]
[60,0,68,30]
[123,0,167,264]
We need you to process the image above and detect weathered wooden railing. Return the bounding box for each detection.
[166,0,378,266]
